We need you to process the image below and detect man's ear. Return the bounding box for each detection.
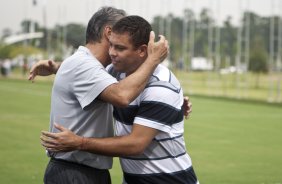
[104,26,112,40]
[138,44,148,58]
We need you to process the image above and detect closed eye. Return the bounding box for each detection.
[115,45,126,51]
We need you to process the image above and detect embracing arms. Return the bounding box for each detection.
[41,97,192,156]
[29,32,168,107]
[96,32,168,107]
[41,123,158,157]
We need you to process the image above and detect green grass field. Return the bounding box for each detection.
[0,78,282,184]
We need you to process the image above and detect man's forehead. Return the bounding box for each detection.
[111,31,130,37]
[110,32,130,42]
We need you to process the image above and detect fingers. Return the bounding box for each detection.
[149,31,156,44]
[40,133,59,150]
[28,73,35,82]
[155,35,169,62]
[48,60,56,72]
[158,35,169,52]
[157,35,165,43]
[28,64,38,82]
[28,60,56,81]
[154,35,166,48]
[149,32,167,46]
[188,102,192,112]
[29,63,37,75]
[184,102,192,119]
[54,123,68,132]
[146,32,169,65]
[41,130,58,139]
[48,60,54,67]
[183,96,192,119]
[40,124,71,152]
[40,132,62,152]
[40,134,56,145]
[41,139,60,152]
[188,101,192,110]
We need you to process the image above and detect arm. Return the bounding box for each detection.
[28,60,61,82]
[98,31,168,107]
[41,123,158,157]
[28,32,168,107]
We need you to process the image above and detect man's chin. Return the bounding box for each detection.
[112,65,124,72]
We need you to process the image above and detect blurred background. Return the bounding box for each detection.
[0,0,282,102]
[0,0,281,184]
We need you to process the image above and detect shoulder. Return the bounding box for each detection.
[138,65,183,108]
[147,65,181,94]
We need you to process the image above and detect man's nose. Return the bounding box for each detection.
[109,46,116,57]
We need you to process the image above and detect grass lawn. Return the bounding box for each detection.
[187,96,282,184]
[175,71,282,103]
[0,78,282,184]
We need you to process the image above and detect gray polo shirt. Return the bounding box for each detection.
[48,46,117,169]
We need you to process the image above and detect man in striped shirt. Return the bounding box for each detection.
[41,15,199,184]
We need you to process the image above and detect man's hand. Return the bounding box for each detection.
[183,96,192,119]
[28,60,60,82]
[40,123,82,152]
[147,31,169,64]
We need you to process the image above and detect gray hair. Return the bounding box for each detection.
[86,6,126,44]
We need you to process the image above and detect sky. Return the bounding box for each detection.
[0,0,280,37]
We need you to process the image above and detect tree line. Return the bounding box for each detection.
[1,9,281,74]
[151,9,278,73]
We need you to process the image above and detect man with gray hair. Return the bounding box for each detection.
[34,7,168,184]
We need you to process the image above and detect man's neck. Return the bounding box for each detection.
[85,41,109,67]
[125,59,147,77]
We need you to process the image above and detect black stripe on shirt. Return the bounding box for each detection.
[124,166,198,184]
[154,134,183,142]
[114,102,183,126]
[137,101,184,126]
[113,105,139,125]
[121,151,187,161]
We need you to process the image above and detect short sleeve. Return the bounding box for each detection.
[73,60,117,109]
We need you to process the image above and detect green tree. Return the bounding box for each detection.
[65,23,86,48]
[0,45,43,59]
[221,16,237,66]
[248,36,268,88]
[0,45,13,59]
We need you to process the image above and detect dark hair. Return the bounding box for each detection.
[112,15,152,49]
[86,7,126,44]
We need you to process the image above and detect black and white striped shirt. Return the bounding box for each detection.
[108,64,198,184]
